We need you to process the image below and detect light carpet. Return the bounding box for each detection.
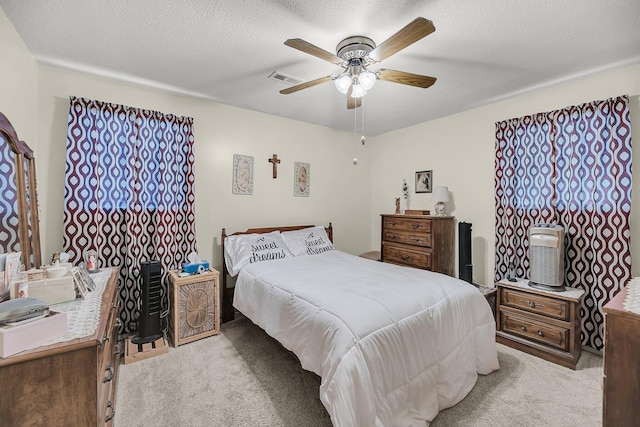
[115,316,603,427]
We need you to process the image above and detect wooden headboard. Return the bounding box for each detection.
[221,223,333,322]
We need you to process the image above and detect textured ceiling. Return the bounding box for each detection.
[2,0,640,135]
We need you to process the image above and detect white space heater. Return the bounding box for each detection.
[528,224,565,292]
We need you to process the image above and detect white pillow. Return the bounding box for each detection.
[224,231,293,276]
[281,226,335,257]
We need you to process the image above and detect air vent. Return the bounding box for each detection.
[268,71,305,86]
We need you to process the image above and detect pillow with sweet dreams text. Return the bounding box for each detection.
[224,231,293,276]
[281,226,335,257]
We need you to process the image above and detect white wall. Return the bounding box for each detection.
[36,65,373,271]
[371,64,640,286]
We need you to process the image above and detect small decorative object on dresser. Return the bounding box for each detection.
[401,179,409,212]
[168,269,220,347]
[495,278,584,369]
[380,214,454,276]
[404,210,430,215]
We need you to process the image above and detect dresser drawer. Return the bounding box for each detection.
[382,230,432,247]
[382,245,431,269]
[383,217,432,233]
[500,310,569,351]
[501,287,569,321]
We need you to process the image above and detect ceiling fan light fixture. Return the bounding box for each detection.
[350,84,366,98]
[358,70,376,91]
[335,74,351,94]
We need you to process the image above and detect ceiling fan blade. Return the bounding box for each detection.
[346,86,362,109]
[279,75,333,94]
[377,69,436,88]
[347,96,362,109]
[285,38,344,65]
[368,17,435,63]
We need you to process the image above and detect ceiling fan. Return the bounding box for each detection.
[280,17,437,109]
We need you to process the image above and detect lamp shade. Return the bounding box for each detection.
[334,75,351,94]
[431,186,450,203]
[358,70,376,90]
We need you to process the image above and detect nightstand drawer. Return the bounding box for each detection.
[500,310,569,351]
[382,230,431,247]
[382,245,431,269]
[383,217,431,233]
[501,287,569,321]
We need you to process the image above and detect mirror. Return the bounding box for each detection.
[0,112,42,269]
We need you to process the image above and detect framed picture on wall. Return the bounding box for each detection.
[415,170,432,193]
[232,154,254,195]
[294,162,310,197]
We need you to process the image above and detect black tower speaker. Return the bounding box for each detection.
[459,222,474,285]
[132,260,163,344]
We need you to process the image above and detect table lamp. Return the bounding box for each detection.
[432,186,450,216]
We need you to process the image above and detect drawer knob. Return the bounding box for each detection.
[389,221,397,226]
[411,223,420,228]
[389,234,399,240]
[105,401,115,422]
[103,365,114,383]
[400,254,410,260]
[537,330,544,337]
[519,299,545,309]
[520,326,527,331]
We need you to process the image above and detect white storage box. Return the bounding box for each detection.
[27,275,76,305]
[0,310,67,357]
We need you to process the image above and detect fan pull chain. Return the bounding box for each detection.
[353,97,359,165]
[361,96,366,145]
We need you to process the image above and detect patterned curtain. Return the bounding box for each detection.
[495,95,632,350]
[64,97,197,333]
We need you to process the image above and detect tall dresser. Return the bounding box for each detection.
[380,214,454,276]
[0,267,122,426]
[602,286,640,426]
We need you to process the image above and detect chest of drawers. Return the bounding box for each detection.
[0,267,122,426]
[602,286,640,426]
[380,214,454,276]
[495,278,584,369]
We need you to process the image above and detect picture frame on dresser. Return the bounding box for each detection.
[415,170,432,193]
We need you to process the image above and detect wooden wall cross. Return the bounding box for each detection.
[268,154,281,178]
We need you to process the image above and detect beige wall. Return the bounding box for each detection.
[0,9,38,145]
[371,64,640,286]
[36,65,372,270]
[3,6,639,286]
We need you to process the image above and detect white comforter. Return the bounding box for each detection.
[233,250,499,427]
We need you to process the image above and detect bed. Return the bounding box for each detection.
[221,224,499,427]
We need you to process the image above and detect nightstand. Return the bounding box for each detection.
[495,278,584,369]
[359,251,381,261]
[168,269,220,347]
[478,285,497,317]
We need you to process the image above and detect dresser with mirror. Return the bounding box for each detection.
[0,112,122,425]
